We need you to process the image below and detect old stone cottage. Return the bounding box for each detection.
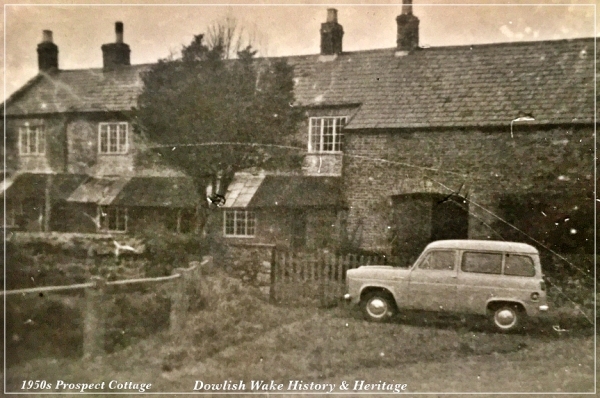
[3,3,595,262]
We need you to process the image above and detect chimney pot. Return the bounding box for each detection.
[402,0,413,15]
[327,8,338,23]
[42,30,53,43]
[115,21,124,43]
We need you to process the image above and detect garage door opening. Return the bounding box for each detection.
[390,193,469,265]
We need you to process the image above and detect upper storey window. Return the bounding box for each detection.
[308,116,345,153]
[19,125,45,156]
[99,122,128,154]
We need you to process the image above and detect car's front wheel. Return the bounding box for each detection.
[491,304,524,332]
[361,291,396,322]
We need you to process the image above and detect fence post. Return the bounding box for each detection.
[269,248,277,303]
[170,268,188,335]
[83,276,106,359]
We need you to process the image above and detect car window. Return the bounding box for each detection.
[504,254,535,277]
[419,250,455,271]
[461,252,502,274]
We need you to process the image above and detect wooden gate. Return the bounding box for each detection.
[270,251,386,306]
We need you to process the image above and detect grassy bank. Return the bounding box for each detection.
[4,269,594,396]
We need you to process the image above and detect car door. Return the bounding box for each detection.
[456,250,503,315]
[407,249,458,312]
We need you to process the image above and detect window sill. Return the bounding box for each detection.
[306,151,343,155]
[97,152,129,156]
[224,235,256,239]
[19,153,45,157]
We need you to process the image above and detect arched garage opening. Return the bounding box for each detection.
[390,193,469,265]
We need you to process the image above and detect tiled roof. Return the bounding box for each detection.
[5,38,595,128]
[4,65,150,115]
[112,177,198,208]
[286,38,596,129]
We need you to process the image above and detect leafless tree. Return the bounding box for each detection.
[205,14,269,59]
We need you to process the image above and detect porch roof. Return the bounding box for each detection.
[111,177,198,208]
[224,173,344,209]
[2,173,88,201]
[249,176,343,208]
[66,176,131,205]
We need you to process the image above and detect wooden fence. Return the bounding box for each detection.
[4,256,211,359]
[270,251,386,306]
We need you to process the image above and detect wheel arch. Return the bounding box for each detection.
[486,299,526,315]
[360,285,397,308]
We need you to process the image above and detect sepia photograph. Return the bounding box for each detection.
[1,0,596,395]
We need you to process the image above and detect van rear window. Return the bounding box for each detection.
[504,254,535,277]
[461,252,502,274]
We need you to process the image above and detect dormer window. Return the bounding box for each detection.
[308,116,345,153]
[19,125,45,156]
[99,122,128,154]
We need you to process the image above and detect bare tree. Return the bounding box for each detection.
[205,15,249,59]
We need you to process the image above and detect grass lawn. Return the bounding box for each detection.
[4,273,595,396]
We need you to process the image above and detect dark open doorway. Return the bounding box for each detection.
[390,193,468,265]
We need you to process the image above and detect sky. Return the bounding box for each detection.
[2,0,597,99]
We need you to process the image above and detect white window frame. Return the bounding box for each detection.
[98,122,129,154]
[18,125,46,156]
[308,116,346,153]
[223,210,256,237]
[98,205,128,232]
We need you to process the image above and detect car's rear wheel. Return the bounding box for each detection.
[361,291,396,322]
[491,304,523,332]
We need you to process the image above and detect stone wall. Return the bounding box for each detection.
[342,126,594,253]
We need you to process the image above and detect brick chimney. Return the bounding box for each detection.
[396,0,419,53]
[37,30,58,72]
[320,9,344,55]
[101,22,131,68]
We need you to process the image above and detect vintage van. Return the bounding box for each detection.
[344,240,548,332]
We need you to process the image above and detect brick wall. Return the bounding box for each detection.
[343,126,594,253]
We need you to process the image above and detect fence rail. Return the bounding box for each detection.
[5,256,211,358]
[270,251,386,306]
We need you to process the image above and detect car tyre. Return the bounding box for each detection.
[491,304,523,333]
[361,291,396,322]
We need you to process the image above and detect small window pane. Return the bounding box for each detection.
[109,126,118,152]
[118,124,127,153]
[419,250,455,270]
[462,252,502,274]
[19,129,28,154]
[504,254,535,277]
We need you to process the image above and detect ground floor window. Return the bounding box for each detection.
[4,201,22,227]
[224,210,256,237]
[99,206,128,232]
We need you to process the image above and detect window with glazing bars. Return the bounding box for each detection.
[19,125,45,155]
[99,122,128,154]
[223,210,256,237]
[308,116,346,152]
